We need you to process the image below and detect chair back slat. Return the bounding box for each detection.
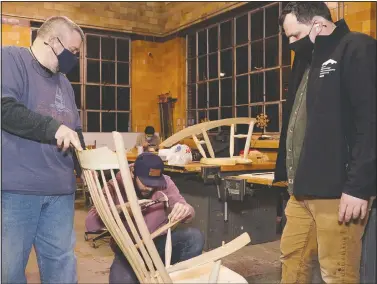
[107,169,157,277]
[112,131,172,283]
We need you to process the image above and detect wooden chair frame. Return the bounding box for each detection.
[77,131,251,283]
[159,118,256,166]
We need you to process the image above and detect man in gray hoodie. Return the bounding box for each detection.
[2,16,85,283]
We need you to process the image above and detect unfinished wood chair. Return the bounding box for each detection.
[77,131,250,283]
[160,118,256,166]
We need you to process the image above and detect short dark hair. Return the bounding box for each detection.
[144,126,155,135]
[279,2,333,26]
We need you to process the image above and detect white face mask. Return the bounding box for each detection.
[146,136,152,141]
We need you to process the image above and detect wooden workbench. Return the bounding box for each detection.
[126,149,276,173]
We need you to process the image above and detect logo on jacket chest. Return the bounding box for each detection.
[319,59,337,78]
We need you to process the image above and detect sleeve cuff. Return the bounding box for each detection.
[45,119,62,140]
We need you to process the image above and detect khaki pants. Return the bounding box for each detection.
[281,196,370,284]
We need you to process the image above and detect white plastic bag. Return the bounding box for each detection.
[163,144,193,166]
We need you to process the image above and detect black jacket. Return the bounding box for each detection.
[274,20,376,200]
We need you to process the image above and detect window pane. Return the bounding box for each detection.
[208,26,218,53]
[250,104,263,118]
[282,34,291,66]
[220,78,232,106]
[208,80,219,107]
[117,87,130,111]
[117,62,129,85]
[250,40,263,70]
[117,39,130,62]
[265,5,279,37]
[102,86,115,111]
[187,84,197,109]
[101,37,115,60]
[197,83,207,109]
[85,85,100,110]
[87,112,100,132]
[221,107,233,119]
[188,58,197,84]
[87,60,100,83]
[220,21,232,50]
[236,75,248,105]
[198,56,207,81]
[66,60,80,82]
[265,104,279,132]
[208,53,218,79]
[236,14,249,45]
[236,105,249,133]
[198,30,207,56]
[102,62,115,84]
[236,105,249,117]
[250,73,264,103]
[250,105,263,132]
[282,67,291,100]
[102,112,116,132]
[117,112,130,132]
[250,10,263,42]
[265,36,279,68]
[72,84,81,109]
[86,35,100,59]
[236,45,248,75]
[187,34,197,58]
[220,49,232,78]
[265,69,280,102]
[209,109,218,121]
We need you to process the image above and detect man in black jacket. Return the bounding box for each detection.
[274,2,376,283]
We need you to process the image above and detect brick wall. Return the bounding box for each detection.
[131,38,186,133]
[1,1,244,36]
[2,18,31,46]
[1,2,164,35]
[344,2,376,38]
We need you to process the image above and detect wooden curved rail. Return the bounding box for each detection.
[160,118,255,148]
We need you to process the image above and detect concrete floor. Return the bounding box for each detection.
[25,198,282,283]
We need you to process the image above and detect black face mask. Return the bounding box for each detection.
[45,37,78,74]
[289,23,315,54]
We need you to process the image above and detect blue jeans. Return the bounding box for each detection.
[109,227,205,283]
[1,192,77,284]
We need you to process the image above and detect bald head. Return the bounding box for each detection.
[31,16,84,73]
[37,16,84,42]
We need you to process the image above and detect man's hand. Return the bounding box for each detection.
[168,203,191,222]
[55,125,83,151]
[142,141,149,148]
[338,193,368,223]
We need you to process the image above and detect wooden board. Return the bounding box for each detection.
[160,118,255,148]
[200,157,253,166]
[229,172,287,187]
[163,161,276,173]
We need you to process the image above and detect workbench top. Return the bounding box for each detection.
[227,172,287,187]
[126,150,275,173]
